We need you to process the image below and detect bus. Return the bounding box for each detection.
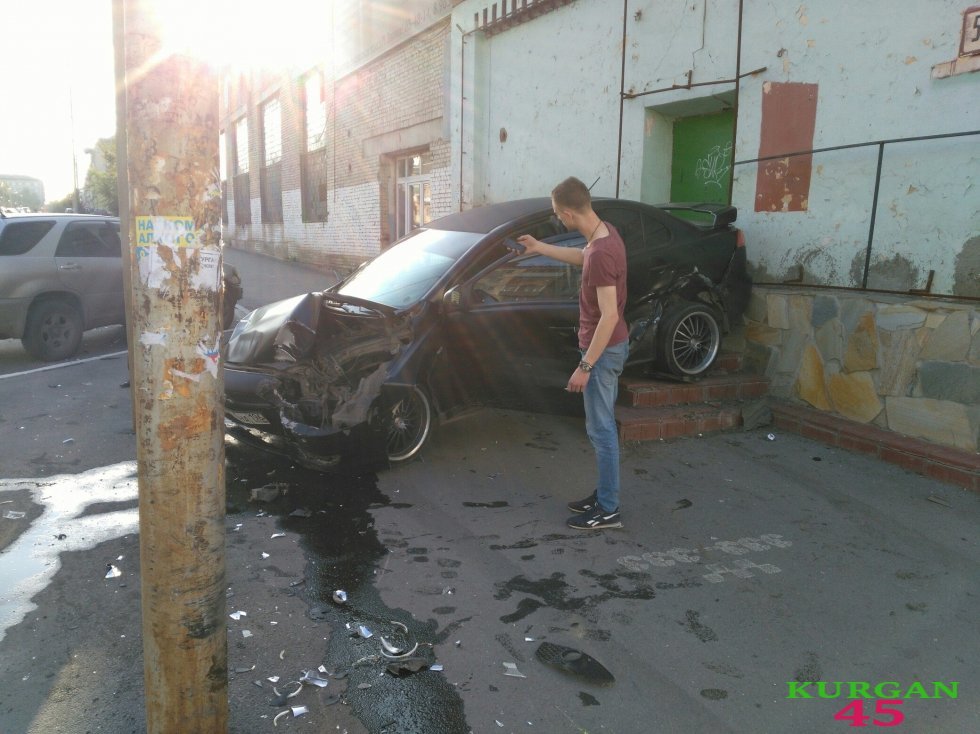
[0,174,45,212]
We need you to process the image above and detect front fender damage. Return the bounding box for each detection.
[233,295,414,465]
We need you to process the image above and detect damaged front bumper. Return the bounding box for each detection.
[224,365,389,472]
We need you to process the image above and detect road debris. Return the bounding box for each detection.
[535,642,615,686]
[502,662,526,678]
[270,532,286,539]
[385,657,430,677]
[672,499,693,511]
[289,507,313,518]
[104,564,122,579]
[3,510,26,520]
[300,670,330,688]
[250,482,288,502]
[767,433,776,441]
[357,625,374,639]
[242,630,253,638]
[332,589,348,604]
[229,610,247,620]
[927,493,951,507]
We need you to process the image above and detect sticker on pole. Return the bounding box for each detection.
[134,215,220,293]
[136,216,203,247]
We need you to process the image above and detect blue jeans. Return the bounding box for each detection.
[583,340,628,513]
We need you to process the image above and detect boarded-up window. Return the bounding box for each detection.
[755,82,818,212]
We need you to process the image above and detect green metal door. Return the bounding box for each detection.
[670,110,734,205]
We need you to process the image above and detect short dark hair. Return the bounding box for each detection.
[551,177,591,212]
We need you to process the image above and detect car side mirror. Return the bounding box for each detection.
[443,284,465,311]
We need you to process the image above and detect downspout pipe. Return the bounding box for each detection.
[615,0,628,198]
[727,0,744,205]
[457,23,481,212]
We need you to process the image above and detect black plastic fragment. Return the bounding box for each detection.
[535,642,615,686]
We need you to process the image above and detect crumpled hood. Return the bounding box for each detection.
[226,293,321,365]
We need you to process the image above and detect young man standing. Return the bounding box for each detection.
[517,177,629,530]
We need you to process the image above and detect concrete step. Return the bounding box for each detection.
[616,402,745,442]
[619,372,770,409]
[614,352,769,443]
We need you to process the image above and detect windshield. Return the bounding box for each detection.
[335,228,482,308]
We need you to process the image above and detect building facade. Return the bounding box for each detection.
[220,0,458,274]
[219,0,978,452]
[446,0,978,452]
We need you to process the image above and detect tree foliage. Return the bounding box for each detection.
[0,178,44,210]
[82,137,119,215]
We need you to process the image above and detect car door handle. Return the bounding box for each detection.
[59,263,82,271]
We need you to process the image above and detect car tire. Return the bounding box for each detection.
[658,301,721,377]
[22,299,84,362]
[383,386,433,463]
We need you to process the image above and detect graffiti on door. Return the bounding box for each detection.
[695,141,733,190]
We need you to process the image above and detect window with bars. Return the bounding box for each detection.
[305,72,326,151]
[233,116,251,225]
[219,131,228,225]
[260,98,283,223]
[302,70,329,222]
[394,152,433,241]
[234,117,249,175]
[262,98,282,166]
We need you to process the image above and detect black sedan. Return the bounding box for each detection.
[223,198,750,470]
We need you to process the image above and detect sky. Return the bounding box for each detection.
[0,1,117,202]
[0,1,335,204]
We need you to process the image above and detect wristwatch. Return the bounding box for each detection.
[578,360,593,372]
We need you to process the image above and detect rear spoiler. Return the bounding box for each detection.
[657,202,737,229]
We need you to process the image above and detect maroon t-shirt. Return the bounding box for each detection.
[578,223,628,351]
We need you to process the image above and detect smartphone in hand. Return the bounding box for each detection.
[503,237,526,253]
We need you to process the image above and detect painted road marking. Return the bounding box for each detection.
[617,534,792,583]
[0,350,128,380]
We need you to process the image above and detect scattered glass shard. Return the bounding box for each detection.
[229,611,247,620]
[358,625,373,639]
[300,670,330,688]
[270,532,286,539]
[502,662,526,678]
[332,590,347,604]
[430,664,444,671]
[104,564,122,579]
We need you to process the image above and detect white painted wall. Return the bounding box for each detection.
[451,0,979,296]
[734,0,980,295]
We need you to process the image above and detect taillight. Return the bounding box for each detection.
[735,228,746,247]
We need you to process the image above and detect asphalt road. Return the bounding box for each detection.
[0,249,977,733]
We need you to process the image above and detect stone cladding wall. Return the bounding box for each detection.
[744,286,980,453]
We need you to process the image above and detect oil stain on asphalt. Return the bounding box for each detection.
[225,444,468,733]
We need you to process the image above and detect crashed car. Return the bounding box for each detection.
[223,197,750,470]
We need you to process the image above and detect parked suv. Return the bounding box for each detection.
[0,212,242,361]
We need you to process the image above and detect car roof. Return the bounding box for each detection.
[0,212,117,222]
[427,198,555,234]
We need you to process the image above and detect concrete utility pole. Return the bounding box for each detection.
[120,0,228,730]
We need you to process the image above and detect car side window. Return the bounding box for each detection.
[599,207,643,253]
[641,213,672,250]
[472,234,584,303]
[0,220,56,256]
[56,222,119,258]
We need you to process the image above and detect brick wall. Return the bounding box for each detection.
[222,19,453,275]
